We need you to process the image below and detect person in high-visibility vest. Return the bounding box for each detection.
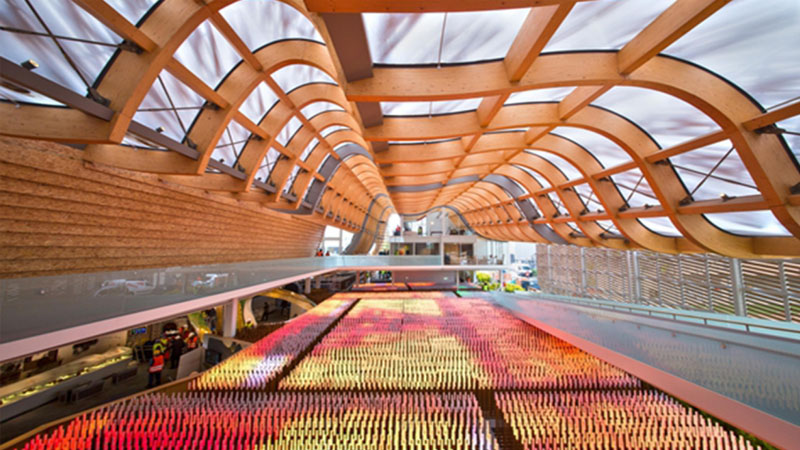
[147,348,165,388]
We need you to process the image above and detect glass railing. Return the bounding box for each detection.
[0,256,439,344]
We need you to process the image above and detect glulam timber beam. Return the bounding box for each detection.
[304,0,598,13]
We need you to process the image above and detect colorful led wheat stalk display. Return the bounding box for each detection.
[495,391,759,450]
[280,298,640,390]
[20,392,499,450]
[16,292,764,449]
[188,299,352,391]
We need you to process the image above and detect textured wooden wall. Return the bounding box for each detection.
[0,137,325,278]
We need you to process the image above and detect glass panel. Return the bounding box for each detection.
[705,211,791,237]
[283,166,301,194]
[364,9,529,64]
[219,0,322,51]
[0,0,121,95]
[173,19,241,88]
[593,86,720,148]
[239,82,280,122]
[527,150,583,180]
[548,128,631,167]
[670,140,760,200]
[665,0,800,109]
[106,0,158,24]
[544,0,673,52]
[545,192,567,215]
[505,87,575,105]
[381,98,482,116]
[271,64,336,94]
[300,101,345,119]
[638,217,683,237]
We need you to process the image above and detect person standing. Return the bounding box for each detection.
[169,335,184,369]
[147,348,164,388]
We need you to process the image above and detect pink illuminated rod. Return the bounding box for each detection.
[21,391,499,450]
[189,299,353,391]
[281,297,640,390]
[495,390,760,450]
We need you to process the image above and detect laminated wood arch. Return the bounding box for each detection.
[4,0,800,257]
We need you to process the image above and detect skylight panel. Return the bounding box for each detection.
[272,64,337,94]
[638,217,683,237]
[547,128,631,167]
[439,9,530,63]
[706,211,791,237]
[611,169,658,208]
[173,19,241,88]
[665,0,800,109]
[592,86,720,148]
[219,0,322,51]
[239,82,280,122]
[514,164,551,189]
[381,98,482,116]
[544,0,673,52]
[301,138,319,161]
[505,88,575,105]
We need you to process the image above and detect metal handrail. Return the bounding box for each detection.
[525,292,800,338]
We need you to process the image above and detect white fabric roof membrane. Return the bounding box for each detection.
[504,87,575,105]
[276,116,303,146]
[665,0,800,111]
[256,148,282,181]
[515,165,551,189]
[670,140,760,200]
[544,0,674,52]
[381,98,482,116]
[526,150,582,181]
[173,19,242,88]
[210,119,251,166]
[134,70,205,142]
[0,0,120,97]
[219,0,322,51]
[638,217,683,237]
[300,101,345,119]
[592,86,720,148]
[320,125,350,138]
[363,9,529,65]
[610,169,657,208]
[239,82,280,123]
[271,64,337,94]
[706,211,792,237]
[547,128,631,168]
[106,0,158,25]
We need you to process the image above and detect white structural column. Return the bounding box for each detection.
[304,278,311,294]
[222,300,238,338]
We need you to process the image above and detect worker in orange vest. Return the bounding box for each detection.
[147,347,165,388]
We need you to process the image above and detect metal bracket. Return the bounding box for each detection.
[118,40,144,54]
[678,196,693,206]
[87,88,110,107]
[754,124,786,135]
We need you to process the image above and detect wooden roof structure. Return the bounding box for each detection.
[1,0,799,258]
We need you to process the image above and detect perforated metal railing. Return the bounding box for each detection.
[537,245,800,323]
